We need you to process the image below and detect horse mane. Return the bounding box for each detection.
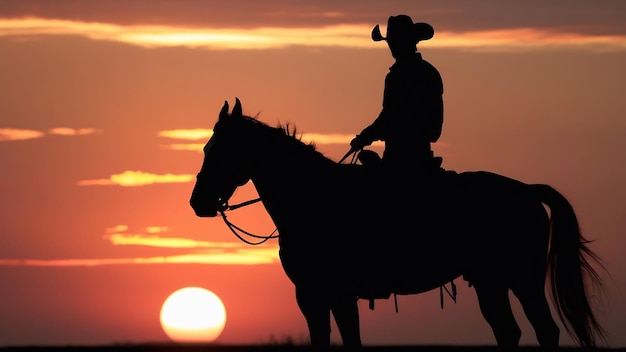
[238,113,331,162]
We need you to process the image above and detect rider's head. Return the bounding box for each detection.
[371,15,434,59]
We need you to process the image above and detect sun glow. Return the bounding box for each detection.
[160,287,227,343]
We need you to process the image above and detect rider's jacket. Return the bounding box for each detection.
[359,52,443,167]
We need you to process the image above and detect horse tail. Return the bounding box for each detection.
[532,184,607,348]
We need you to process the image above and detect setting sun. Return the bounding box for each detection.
[160,287,227,343]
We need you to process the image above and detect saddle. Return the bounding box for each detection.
[357,149,444,175]
[351,149,459,309]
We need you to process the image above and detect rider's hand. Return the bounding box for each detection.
[350,134,371,150]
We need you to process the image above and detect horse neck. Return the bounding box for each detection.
[251,131,325,186]
[249,130,334,224]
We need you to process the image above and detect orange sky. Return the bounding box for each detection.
[1,0,625,348]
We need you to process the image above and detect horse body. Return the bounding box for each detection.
[190,99,606,349]
[257,155,545,298]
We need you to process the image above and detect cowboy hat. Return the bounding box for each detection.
[371,15,434,43]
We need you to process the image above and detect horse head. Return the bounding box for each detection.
[190,98,255,217]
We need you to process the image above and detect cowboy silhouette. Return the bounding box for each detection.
[350,15,444,173]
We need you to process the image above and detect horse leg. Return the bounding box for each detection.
[330,294,362,348]
[511,280,560,349]
[473,281,521,350]
[295,285,331,348]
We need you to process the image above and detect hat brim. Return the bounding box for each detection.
[371,24,386,41]
[371,21,434,43]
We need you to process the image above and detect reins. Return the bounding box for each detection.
[338,147,360,164]
[218,198,278,245]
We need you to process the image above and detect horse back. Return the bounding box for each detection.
[344,168,547,294]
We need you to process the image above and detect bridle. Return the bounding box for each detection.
[218,197,278,245]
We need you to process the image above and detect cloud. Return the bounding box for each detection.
[0,128,45,141]
[2,1,625,37]
[78,170,195,186]
[301,133,354,145]
[162,144,206,152]
[48,127,102,136]
[427,28,626,52]
[0,18,374,50]
[0,127,101,141]
[158,129,213,140]
[104,225,245,249]
[0,250,279,267]
[145,226,168,233]
[158,129,211,152]
[106,233,243,249]
[104,225,263,249]
[2,17,626,52]
[0,224,280,267]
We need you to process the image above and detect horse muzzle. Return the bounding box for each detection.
[192,208,219,218]
[189,195,221,217]
[190,178,237,218]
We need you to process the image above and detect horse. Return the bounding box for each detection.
[190,98,606,350]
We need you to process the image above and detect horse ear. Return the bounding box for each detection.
[232,97,242,118]
[219,100,229,121]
